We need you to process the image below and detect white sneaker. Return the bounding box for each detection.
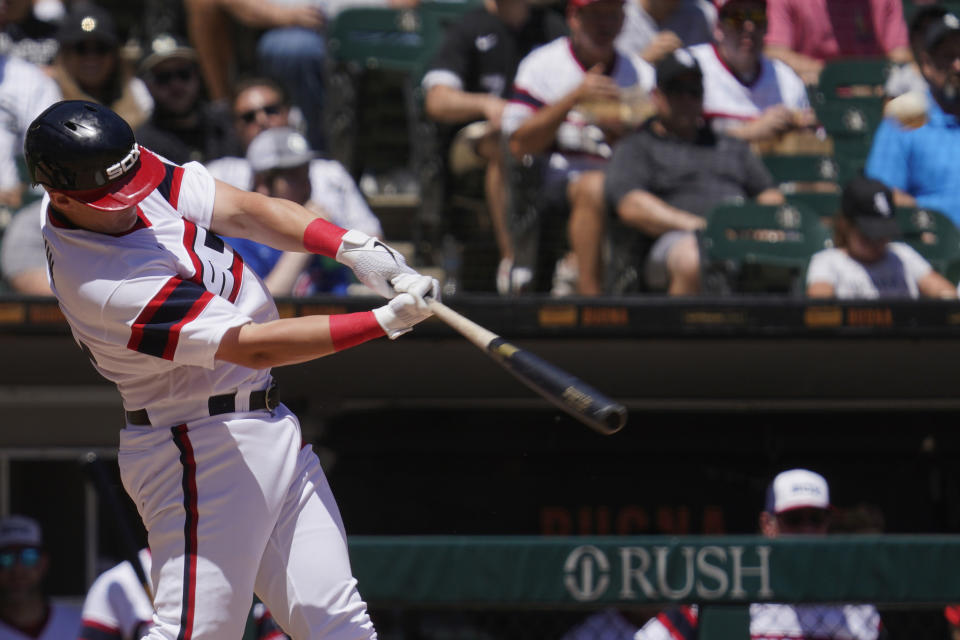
[550,253,579,297]
[497,258,532,295]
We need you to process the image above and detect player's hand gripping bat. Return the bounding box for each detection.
[426,299,626,435]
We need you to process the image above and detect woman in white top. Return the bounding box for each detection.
[806,176,957,300]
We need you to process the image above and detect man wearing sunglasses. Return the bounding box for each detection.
[0,515,81,639]
[604,48,783,295]
[634,469,882,640]
[687,0,815,144]
[134,33,240,166]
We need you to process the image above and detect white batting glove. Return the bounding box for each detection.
[391,272,440,306]
[336,230,417,299]
[372,293,434,339]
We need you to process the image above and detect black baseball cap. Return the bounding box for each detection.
[139,33,197,74]
[923,12,960,52]
[56,4,119,47]
[841,176,901,239]
[655,48,703,92]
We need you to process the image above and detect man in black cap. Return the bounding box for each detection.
[867,12,960,228]
[51,2,152,129]
[134,33,240,164]
[603,47,783,295]
[806,176,956,299]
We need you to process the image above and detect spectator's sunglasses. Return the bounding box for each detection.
[237,103,284,124]
[0,547,41,569]
[153,66,195,86]
[67,40,115,56]
[721,7,767,29]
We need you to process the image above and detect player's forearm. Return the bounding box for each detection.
[211,181,324,252]
[216,316,340,369]
[425,86,494,123]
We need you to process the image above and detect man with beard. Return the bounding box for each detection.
[866,12,960,228]
[134,33,240,165]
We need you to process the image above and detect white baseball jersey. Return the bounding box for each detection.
[41,153,275,428]
[205,156,383,238]
[502,36,655,165]
[688,43,809,136]
[805,243,932,299]
[0,602,81,640]
[0,54,61,189]
[79,549,153,640]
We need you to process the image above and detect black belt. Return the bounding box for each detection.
[125,382,279,426]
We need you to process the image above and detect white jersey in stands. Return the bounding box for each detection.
[0,54,61,189]
[688,42,809,136]
[502,36,654,164]
[79,549,153,639]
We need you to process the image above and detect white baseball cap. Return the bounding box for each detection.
[246,127,315,174]
[765,469,830,514]
[0,515,42,548]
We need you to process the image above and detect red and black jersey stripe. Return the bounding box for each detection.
[659,606,700,640]
[509,87,544,109]
[78,620,123,640]
[172,425,199,640]
[157,163,185,209]
[127,277,213,360]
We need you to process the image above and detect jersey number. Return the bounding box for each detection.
[186,223,243,302]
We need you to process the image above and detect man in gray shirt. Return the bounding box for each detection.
[604,48,783,294]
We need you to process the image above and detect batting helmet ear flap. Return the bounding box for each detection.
[24,100,165,211]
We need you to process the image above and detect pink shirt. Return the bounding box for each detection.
[765,0,908,61]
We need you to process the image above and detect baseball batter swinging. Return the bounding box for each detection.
[25,100,440,639]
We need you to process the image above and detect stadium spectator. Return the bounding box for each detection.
[615,0,716,63]
[79,548,291,639]
[764,0,911,86]
[603,48,782,295]
[50,3,153,129]
[0,200,49,295]
[223,127,357,296]
[206,76,383,239]
[806,176,956,299]
[688,0,815,144]
[633,469,883,640]
[502,0,655,295]
[884,4,948,99]
[421,0,567,295]
[0,40,61,210]
[865,12,960,226]
[134,33,241,165]
[0,515,81,639]
[0,0,62,67]
[183,0,420,150]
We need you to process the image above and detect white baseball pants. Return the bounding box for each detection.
[118,404,376,640]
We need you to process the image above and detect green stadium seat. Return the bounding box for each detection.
[699,201,833,294]
[784,192,842,219]
[895,206,960,281]
[762,153,840,192]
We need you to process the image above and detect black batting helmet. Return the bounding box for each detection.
[24,100,164,211]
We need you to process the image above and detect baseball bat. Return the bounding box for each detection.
[427,299,627,435]
[82,452,153,601]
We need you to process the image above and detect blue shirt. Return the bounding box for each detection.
[224,236,283,278]
[865,91,960,227]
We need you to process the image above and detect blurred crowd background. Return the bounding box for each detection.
[2,0,960,302]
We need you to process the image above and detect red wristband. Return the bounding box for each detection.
[329,311,386,351]
[303,218,347,258]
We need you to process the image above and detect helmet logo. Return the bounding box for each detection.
[106,144,140,181]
